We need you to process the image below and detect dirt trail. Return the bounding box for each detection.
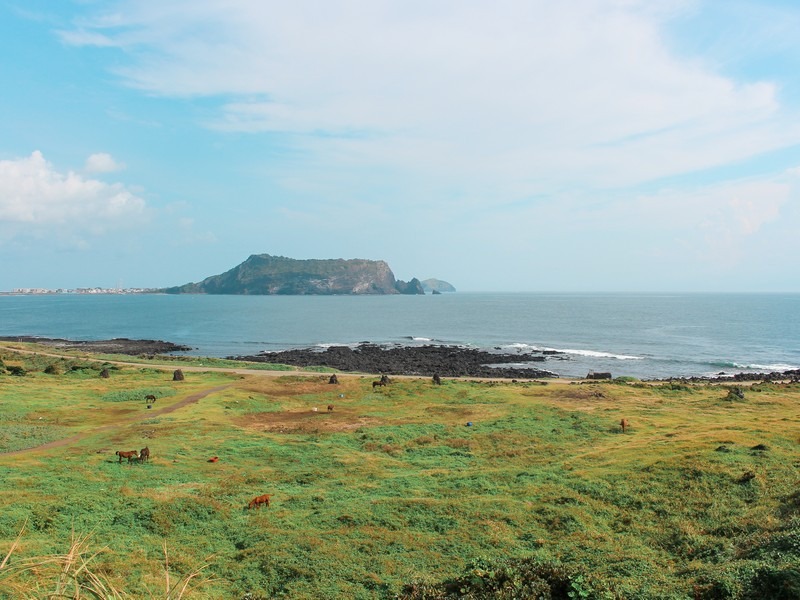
[0,385,231,458]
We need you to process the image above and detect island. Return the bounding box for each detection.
[161,254,430,295]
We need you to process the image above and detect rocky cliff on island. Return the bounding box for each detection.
[162,254,426,295]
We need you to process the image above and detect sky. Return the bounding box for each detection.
[1,0,800,292]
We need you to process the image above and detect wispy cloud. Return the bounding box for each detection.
[59,0,800,194]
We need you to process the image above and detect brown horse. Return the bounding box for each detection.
[116,450,138,463]
[145,394,157,403]
[248,494,272,510]
[327,404,334,412]
[432,373,442,385]
[139,446,150,463]
[620,418,630,433]
[372,380,386,389]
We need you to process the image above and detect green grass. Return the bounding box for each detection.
[1,345,799,598]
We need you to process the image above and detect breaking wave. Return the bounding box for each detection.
[501,343,643,361]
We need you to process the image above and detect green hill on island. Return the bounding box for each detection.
[162,254,426,295]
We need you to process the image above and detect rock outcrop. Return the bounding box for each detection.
[161,254,425,295]
[394,278,425,295]
[421,278,456,293]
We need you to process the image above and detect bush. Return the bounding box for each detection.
[748,565,800,599]
[43,364,60,375]
[7,365,25,376]
[724,387,746,402]
[399,557,615,599]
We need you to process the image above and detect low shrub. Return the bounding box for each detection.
[399,557,615,599]
[724,387,746,402]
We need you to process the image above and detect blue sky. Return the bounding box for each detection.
[1,0,799,292]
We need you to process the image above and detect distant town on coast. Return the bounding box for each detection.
[2,287,157,295]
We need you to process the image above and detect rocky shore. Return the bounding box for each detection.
[230,343,560,379]
[0,336,192,356]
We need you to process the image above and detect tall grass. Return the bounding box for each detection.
[0,523,210,599]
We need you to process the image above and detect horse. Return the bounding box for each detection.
[432,373,442,385]
[208,456,219,463]
[116,450,138,463]
[248,494,272,510]
[327,404,334,412]
[145,394,157,403]
[372,380,386,389]
[328,374,339,385]
[620,418,630,433]
[139,446,150,463]
[380,374,391,385]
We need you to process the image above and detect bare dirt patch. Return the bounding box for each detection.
[236,408,379,434]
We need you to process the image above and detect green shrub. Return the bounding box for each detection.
[399,557,615,599]
[724,387,746,402]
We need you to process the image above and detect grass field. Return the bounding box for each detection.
[1,343,799,598]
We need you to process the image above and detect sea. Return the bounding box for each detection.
[1,292,798,380]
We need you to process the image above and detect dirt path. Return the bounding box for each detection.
[0,385,231,457]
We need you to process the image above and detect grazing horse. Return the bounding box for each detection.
[328,374,339,385]
[620,418,630,433]
[432,373,442,385]
[372,380,386,389]
[139,446,150,463]
[248,494,272,510]
[327,404,334,412]
[116,450,138,463]
[145,394,157,403]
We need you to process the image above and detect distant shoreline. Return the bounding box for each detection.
[4,336,799,383]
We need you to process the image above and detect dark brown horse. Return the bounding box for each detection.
[248,494,272,510]
[372,380,386,389]
[116,450,138,463]
[139,446,150,463]
[145,394,157,403]
[327,404,334,412]
[432,373,442,385]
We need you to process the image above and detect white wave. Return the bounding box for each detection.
[411,336,433,342]
[312,342,360,350]
[555,348,643,360]
[501,342,642,360]
[732,362,799,371]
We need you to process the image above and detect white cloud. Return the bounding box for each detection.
[60,0,800,194]
[85,152,125,173]
[0,151,147,235]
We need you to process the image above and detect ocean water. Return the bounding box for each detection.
[1,292,798,380]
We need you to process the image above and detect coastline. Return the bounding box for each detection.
[4,336,799,382]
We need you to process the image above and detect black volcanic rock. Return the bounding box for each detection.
[161,254,425,295]
[0,336,191,355]
[231,343,558,379]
